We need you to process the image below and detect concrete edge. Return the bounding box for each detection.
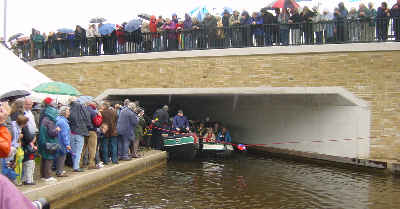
[22,151,167,206]
[248,146,388,170]
[30,42,400,66]
[95,87,367,108]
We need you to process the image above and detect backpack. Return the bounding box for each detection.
[92,114,103,128]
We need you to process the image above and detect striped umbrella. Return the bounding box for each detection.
[267,0,300,9]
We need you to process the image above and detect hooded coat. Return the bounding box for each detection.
[38,106,59,160]
[251,13,264,35]
[240,11,252,25]
[149,16,159,38]
[184,14,193,29]
[56,115,70,155]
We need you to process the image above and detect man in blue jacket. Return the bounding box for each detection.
[172,110,189,133]
[117,103,138,160]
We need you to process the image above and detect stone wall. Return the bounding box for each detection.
[33,46,400,160]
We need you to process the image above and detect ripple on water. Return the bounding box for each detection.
[63,154,400,209]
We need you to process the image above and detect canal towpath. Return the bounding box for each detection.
[19,150,167,208]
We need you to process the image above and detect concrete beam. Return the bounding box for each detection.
[96,87,369,107]
[30,42,400,66]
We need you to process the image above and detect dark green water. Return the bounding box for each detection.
[64,154,400,209]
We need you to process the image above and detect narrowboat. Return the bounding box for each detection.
[163,134,199,160]
[200,142,234,157]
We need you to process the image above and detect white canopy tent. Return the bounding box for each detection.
[0,45,70,104]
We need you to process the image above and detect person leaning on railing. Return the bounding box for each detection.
[377,2,391,41]
[278,8,290,46]
[204,13,218,48]
[392,0,400,41]
[32,30,44,60]
[358,3,370,42]
[301,6,315,45]
[260,7,275,46]
[229,10,241,47]
[367,2,377,42]
[250,12,264,47]
[312,7,324,44]
[348,8,360,42]
[87,24,100,56]
[240,11,252,47]
[141,22,153,52]
[289,8,303,45]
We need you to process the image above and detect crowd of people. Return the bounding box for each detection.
[8,1,400,61]
[0,96,232,186]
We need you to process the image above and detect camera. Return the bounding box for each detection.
[32,198,50,209]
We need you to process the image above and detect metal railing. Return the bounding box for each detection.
[11,17,400,61]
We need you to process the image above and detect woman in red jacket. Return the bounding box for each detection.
[116,25,126,53]
[150,15,160,51]
[0,102,11,158]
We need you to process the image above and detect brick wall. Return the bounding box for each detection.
[34,50,400,160]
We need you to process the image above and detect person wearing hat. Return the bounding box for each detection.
[172,110,189,133]
[38,99,61,182]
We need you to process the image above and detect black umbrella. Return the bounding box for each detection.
[138,13,151,21]
[8,33,24,42]
[89,17,107,24]
[0,90,30,102]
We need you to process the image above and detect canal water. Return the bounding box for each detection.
[64,154,400,209]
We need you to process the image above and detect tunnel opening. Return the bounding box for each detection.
[97,87,370,159]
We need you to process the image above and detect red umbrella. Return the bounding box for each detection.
[267,0,300,9]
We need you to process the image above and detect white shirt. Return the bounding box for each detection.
[24,110,38,135]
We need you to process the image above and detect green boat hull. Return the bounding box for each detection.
[163,136,198,160]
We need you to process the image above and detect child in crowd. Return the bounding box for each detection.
[203,127,216,143]
[98,123,108,163]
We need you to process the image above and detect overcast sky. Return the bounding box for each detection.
[0,0,396,40]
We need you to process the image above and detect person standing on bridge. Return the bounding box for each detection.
[172,110,189,133]
[392,0,400,41]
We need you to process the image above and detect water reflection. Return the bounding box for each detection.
[63,154,400,209]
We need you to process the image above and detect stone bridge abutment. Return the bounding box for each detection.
[32,43,400,161]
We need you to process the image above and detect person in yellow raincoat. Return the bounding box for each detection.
[9,115,29,185]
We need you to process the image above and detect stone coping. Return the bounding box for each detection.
[30,42,400,66]
[20,150,167,207]
[248,146,400,174]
